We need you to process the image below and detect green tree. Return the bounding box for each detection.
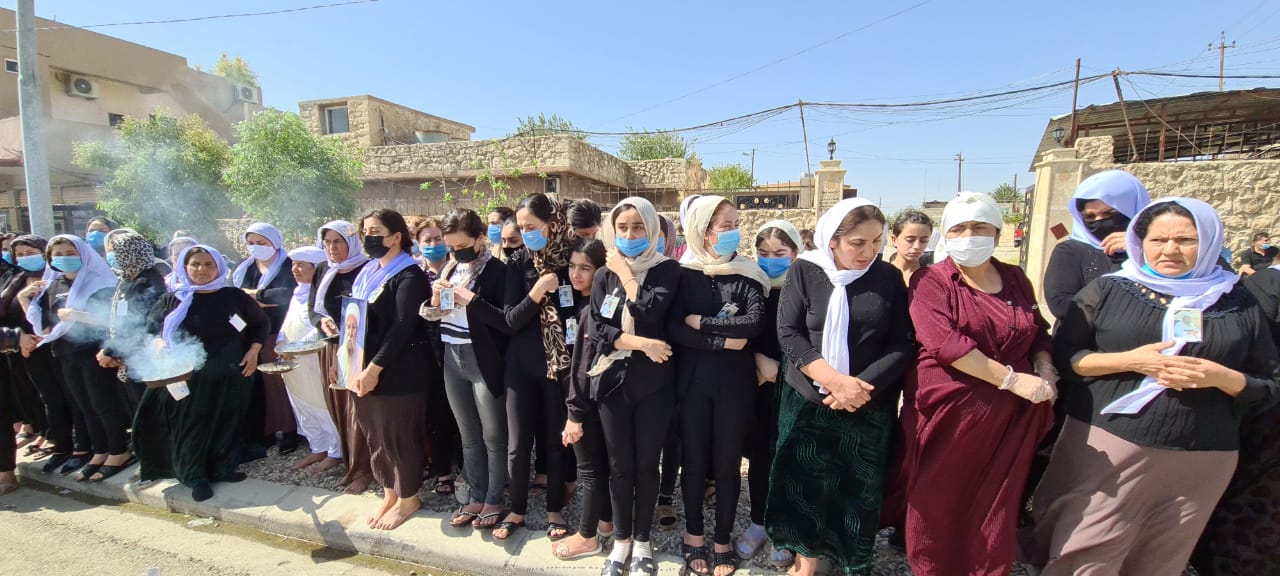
[618,126,689,161]
[707,163,753,190]
[223,109,362,240]
[214,53,258,86]
[511,113,585,141]
[990,183,1022,203]
[73,112,235,242]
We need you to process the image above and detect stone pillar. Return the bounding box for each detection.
[797,174,815,209]
[1026,147,1087,322]
[813,159,847,216]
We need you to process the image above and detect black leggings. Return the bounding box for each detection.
[25,348,83,453]
[573,418,613,537]
[600,385,673,543]
[680,381,755,545]
[659,420,681,498]
[506,366,568,516]
[0,364,22,473]
[59,348,131,456]
[743,381,777,526]
[427,358,459,479]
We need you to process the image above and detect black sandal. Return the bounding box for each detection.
[91,455,137,482]
[433,477,455,496]
[546,521,572,542]
[73,464,103,482]
[493,519,525,540]
[601,558,626,576]
[630,555,658,576]
[683,543,711,576]
[711,549,738,576]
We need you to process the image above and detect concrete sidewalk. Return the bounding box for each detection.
[11,452,774,576]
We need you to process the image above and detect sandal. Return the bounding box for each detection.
[547,521,572,542]
[473,512,502,530]
[683,543,711,576]
[91,455,137,482]
[552,536,601,560]
[493,519,525,540]
[433,476,455,496]
[450,507,479,527]
[529,482,548,496]
[630,555,658,576]
[657,495,679,531]
[711,548,738,576]
[74,463,103,482]
[601,558,626,576]
[734,524,767,559]
[59,454,92,476]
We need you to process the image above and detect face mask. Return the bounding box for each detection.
[521,229,548,252]
[945,236,997,267]
[86,230,107,250]
[656,236,666,255]
[247,244,275,261]
[106,253,120,271]
[51,255,83,274]
[453,245,479,264]
[411,240,421,257]
[758,256,792,279]
[1083,214,1131,244]
[487,224,503,245]
[711,228,741,257]
[17,254,44,273]
[422,243,448,262]
[363,235,390,259]
[1,252,11,265]
[1263,243,1274,251]
[1141,262,1193,280]
[615,236,650,258]
[502,246,520,259]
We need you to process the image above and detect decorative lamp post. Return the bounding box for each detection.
[827,138,837,160]
[1052,126,1065,145]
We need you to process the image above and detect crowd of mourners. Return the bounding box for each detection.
[1,171,1279,576]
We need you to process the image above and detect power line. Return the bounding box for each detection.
[2,0,380,32]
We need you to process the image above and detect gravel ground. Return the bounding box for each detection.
[242,440,1195,575]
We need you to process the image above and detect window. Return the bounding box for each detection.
[324,106,350,134]
[3,59,17,74]
[108,113,126,128]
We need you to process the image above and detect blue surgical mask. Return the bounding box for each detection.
[86,230,107,250]
[1,252,11,265]
[51,255,83,274]
[421,243,448,262]
[758,256,792,279]
[410,240,421,257]
[711,228,741,256]
[1141,262,1193,280]
[522,228,548,252]
[17,255,44,273]
[106,252,120,271]
[615,236,650,258]
[656,236,666,255]
[487,224,503,245]
[1263,243,1274,250]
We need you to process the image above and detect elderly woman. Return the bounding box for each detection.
[1031,198,1280,574]
[892,192,1058,575]
[165,236,199,290]
[276,246,342,473]
[139,245,269,502]
[309,220,374,494]
[766,200,913,576]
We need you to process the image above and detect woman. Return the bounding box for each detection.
[346,209,432,531]
[497,192,578,541]
[416,218,459,496]
[767,199,913,576]
[276,246,342,473]
[84,217,112,257]
[1031,198,1280,575]
[165,237,199,290]
[658,215,677,258]
[557,238,614,560]
[232,223,298,458]
[138,245,268,501]
[1043,170,1150,321]
[568,199,603,240]
[422,208,510,531]
[21,235,132,482]
[98,232,168,416]
[736,219,804,568]
[894,191,1057,575]
[670,195,768,576]
[0,232,45,457]
[488,207,514,250]
[500,218,524,260]
[586,196,679,576]
[887,210,934,285]
[309,220,374,494]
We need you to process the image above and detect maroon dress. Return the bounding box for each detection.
[892,258,1054,576]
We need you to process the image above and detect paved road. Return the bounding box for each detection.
[0,485,443,576]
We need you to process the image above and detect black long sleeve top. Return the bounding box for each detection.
[0,272,40,331]
[1043,239,1124,321]
[103,268,167,359]
[1054,276,1280,451]
[501,250,580,378]
[39,277,115,358]
[307,262,359,337]
[147,287,272,357]
[451,258,511,399]
[667,264,765,399]
[749,290,782,362]
[566,306,595,424]
[237,258,297,333]
[361,265,432,396]
[588,260,681,402]
[1245,268,1280,344]
[776,259,914,407]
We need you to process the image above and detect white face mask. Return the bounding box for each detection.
[248,244,276,262]
[945,236,996,267]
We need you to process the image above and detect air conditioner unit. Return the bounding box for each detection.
[544,176,560,195]
[232,84,261,105]
[65,75,99,99]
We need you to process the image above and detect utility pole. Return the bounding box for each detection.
[16,0,53,236]
[1068,58,1081,146]
[1210,31,1235,92]
[798,100,812,176]
[742,149,756,184]
[954,153,964,193]
[1012,173,1019,213]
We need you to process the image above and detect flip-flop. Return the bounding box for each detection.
[472,512,502,530]
[433,477,455,496]
[450,507,479,527]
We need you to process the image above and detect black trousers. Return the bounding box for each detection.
[59,348,131,456]
[25,347,82,453]
[680,380,755,545]
[600,384,673,542]
[426,355,459,478]
[4,354,45,434]
[659,420,681,497]
[506,365,568,516]
[573,418,613,537]
[743,380,778,526]
[0,362,22,473]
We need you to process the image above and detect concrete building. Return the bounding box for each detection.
[0,8,263,233]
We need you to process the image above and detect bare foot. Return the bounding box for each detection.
[368,492,397,527]
[344,475,372,495]
[373,496,420,530]
[291,452,328,471]
[312,457,342,473]
[547,511,569,540]
[787,554,819,576]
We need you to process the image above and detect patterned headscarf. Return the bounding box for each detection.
[109,232,157,279]
[527,198,575,378]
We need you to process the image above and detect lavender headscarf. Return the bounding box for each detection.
[312,220,369,320]
[162,245,229,348]
[1068,170,1151,250]
[232,222,287,290]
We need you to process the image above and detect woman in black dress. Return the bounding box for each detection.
[138,245,269,501]
[348,209,433,531]
[98,232,168,415]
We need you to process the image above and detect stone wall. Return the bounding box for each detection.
[365,136,631,188]
[299,95,473,150]
[626,158,709,190]
[658,207,817,257]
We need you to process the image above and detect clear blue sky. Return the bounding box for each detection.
[9,0,1280,213]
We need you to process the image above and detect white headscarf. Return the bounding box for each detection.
[938,191,1004,262]
[796,198,880,385]
[288,246,327,306]
[232,222,287,290]
[26,235,121,347]
[312,220,369,320]
[681,195,772,295]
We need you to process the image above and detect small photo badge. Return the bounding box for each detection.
[166,381,190,401]
[229,313,247,332]
[439,287,455,311]
[558,285,574,308]
[1171,308,1203,343]
[564,317,578,343]
[716,302,740,319]
[600,294,621,319]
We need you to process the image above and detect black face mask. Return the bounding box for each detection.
[1084,214,1130,243]
[363,235,390,259]
[502,246,520,259]
[453,246,479,264]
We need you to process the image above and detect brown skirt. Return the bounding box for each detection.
[354,390,426,496]
[1030,417,1236,575]
[258,341,297,436]
[319,343,373,486]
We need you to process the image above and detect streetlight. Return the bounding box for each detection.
[1052,126,1065,145]
[741,149,756,185]
[827,138,837,160]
